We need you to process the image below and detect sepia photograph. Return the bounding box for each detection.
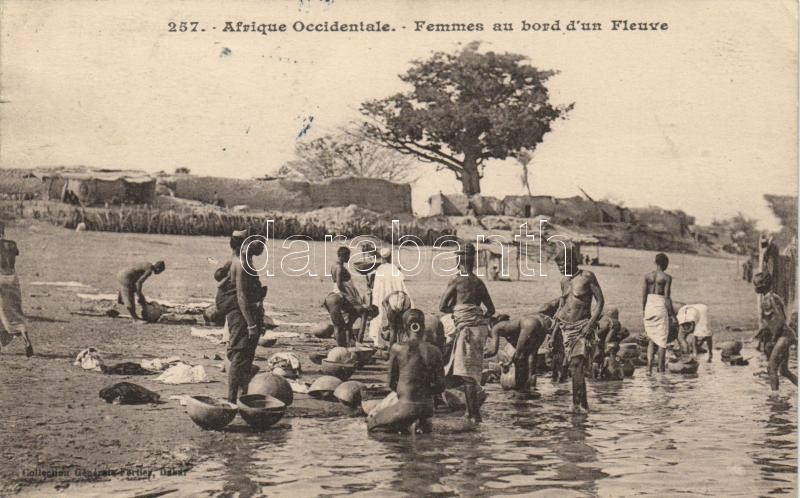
[0,0,797,496]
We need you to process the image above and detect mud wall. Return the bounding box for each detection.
[173,176,412,214]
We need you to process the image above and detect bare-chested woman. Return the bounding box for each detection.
[552,248,604,412]
[324,246,364,347]
[642,253,674,373]
[439,243,496,423]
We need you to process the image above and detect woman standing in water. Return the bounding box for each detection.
[642,253,674,373]
[223,229,266,403]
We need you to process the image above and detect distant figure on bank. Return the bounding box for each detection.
[753,272,797,391]
[552,248,604,412]
[324,246,365,347]
[676,303,712,362]
[116,260,166,321]
[440,243,496,423]
[369,248,413,349]
[642,253,674,373]
[368,309,445,433]
[0,222,33,357]
[224,229,267,402]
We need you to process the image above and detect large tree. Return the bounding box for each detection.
[360,41,572,196]
[278,132,417,183]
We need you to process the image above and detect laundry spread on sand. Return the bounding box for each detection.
[140,356,182,371]
[99,382,160,405]
[30,281,92,288]
[74,348,104,372]
[77,293,211,315]
[156,363,211,384]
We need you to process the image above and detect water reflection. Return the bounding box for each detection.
[50,349,796,497]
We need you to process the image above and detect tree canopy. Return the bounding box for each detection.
[278,132,417,184]
[360,41,572,196]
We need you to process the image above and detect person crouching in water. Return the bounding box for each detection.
[676,303,712,362]
[600,342,625,380]
[225,230,266,403]
[753,272,797,391]
[116,260,165,321]
[368,309,445,433]
[439,243,496,423]
[324,246,365,347]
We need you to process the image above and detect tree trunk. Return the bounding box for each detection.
[460,153,481,196]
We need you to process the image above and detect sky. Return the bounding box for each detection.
[1,0,797,230]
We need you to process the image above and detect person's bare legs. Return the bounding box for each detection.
[677,331,689,355]
[569,356,589,412]
[769,337,796,390]
[647,340,656,374]
[657,347,666,373]
[462,378,481,423]
[705,337,713,362]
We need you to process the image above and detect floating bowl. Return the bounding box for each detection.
[668,358,699,374]
[248,373,294,406]
[258,337,278,348]
[236,394,286,430]
[312,322,334,339]
[186,395,237,431]
[619,343,640,360]
[308,375,343,399]
[326,347,355,364]
[141,302,164,323]
[347,346,375,367]
[720,340,743,358]
[310,352,326,365]
[333,380,365,408]
[499,364,518,390]
[321,360,356,381]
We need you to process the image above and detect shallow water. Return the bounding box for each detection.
[43,350,796,498]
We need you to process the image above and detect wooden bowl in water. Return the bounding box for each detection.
[236,394,286,430]
[321,360,356,381]
[186,396,237,431]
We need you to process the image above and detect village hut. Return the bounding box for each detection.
[36,169,156,206]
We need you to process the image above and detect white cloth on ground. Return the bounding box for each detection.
[74,348,104,372]
[156,363,210,384]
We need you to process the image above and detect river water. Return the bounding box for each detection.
[40,349,796,498]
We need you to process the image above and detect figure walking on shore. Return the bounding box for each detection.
[0,222,33,357]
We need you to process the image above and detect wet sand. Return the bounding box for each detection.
[0,222,792,496]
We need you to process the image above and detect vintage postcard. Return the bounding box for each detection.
[0,0,797,496]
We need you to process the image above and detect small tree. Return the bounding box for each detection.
[278,133,417,183]
[515,150,534,196]
[361,41,572,196]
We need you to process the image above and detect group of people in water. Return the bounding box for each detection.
[85,228,800,429]
[1,220,795,434]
